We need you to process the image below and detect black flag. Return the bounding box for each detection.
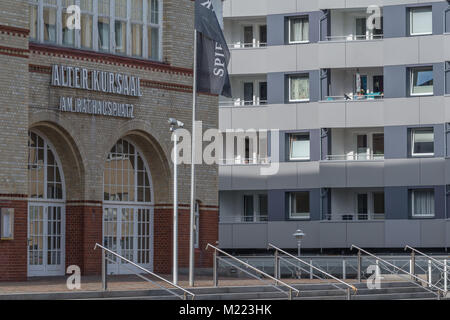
[195,0,232,98]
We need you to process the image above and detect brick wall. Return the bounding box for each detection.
[0,198,28,281]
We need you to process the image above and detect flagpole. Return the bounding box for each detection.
[189,28,198,287]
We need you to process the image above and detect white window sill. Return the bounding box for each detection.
[410,32,433,37]
[410,92,434,97]
[289,215,310,220]
[289,99,310,103]
[289,157,310,161]
[411,153,435,157]
[289,40,310,45]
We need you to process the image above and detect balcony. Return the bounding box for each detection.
[322,8,384,42]
[321,67,384,102]
[224,17,267,50]
[219,191,268,223]
[220,75,267,107]
[323,187,386,221]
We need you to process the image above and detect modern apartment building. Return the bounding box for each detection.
[218,0,450,252]
[0,0,220,281]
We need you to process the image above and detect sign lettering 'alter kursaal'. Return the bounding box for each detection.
[51,64,142,119]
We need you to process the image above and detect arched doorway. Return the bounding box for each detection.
[27,131,66,276]
[103,139,154,274]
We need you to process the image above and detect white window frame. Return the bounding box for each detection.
[288,74,310,102]
[409,6,433,36]
[28,0,163,61]
[289,191,310,220]
[289,132,310,161]
[411,127,434,157]
[410,66,434,96]
[411,189,435,218]
[288,16,309,44]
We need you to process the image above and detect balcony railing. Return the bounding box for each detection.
[219,99,268,107]
[323,213,385,221]
[324,34,384,42]
[229,42,267,49]
[324,154,384,161]
[219,157,270,165]
[324,93,384,102]
[220,215,268,223]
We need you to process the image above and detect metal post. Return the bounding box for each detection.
[310,259,313,280]
[428,260,432,288]
[173,132,178,285]
[357,251,362,283]
[213,250,218,287]
[101,249,107,291]
[189,29,198,288]
[410,251,415,280]
[274,250,279,281]
[346,287,351,300]
[343,259,346,280]
[444,259,448,293]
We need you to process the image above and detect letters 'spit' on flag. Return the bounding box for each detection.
[194,0,232,98]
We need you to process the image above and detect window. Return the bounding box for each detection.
[258,195,268,221]
[259,25,267,47]
[411,128,434,156]
[243,26,253,47]
[289,192,310,219]
[373,192,385,219]
[410,7,432,36]
[289,133,310,160]
[445,62,450,95]
[410,66,433,96]
[289,75,309,102]
[0,209,14,240]
[243,195,254,222]
[411,189,435,217]
[355,18,367,39]
[29,0,162,60]
[372,133,384,159]
[289,16,309,43]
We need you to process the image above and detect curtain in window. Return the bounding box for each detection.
[81,14,93,48]
[411,7,432,35]
[132,0,143,21]
[413,128,434,154]
[290,76,309,101]
[43,7,56,43]
[290,192,310,218]
[62,12,75,46]
[132,24,143,56]
[413,190,434,216]
[290,17,309,42]
[290,134,310,159]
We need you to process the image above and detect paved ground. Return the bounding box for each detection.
[0,275,359,294]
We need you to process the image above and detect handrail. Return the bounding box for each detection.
[405,245,449,269]
[351,245,447,297]
[94,243,195,300]
[268,244,357,293]
[206,243,300,299]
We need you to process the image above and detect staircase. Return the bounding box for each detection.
[0,281,444,300]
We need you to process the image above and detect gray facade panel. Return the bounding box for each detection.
[346,222,385,248]
[421,219,446,247]
[384,5,407,38]
[385,220,421,247]
[385,186,409,220]
[384,65,407,98]
[233,223,268,249]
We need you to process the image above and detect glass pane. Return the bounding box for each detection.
[413,190,434,216]
[98,17,110,51]
[43,7,57,43]
[290,76,309,101]
[413,128,434,155]
[373,192,385,214]
[411,67,433,95]
[373,133,384,156]
[132,24,143,56]
[115,0,127,19]
[149,0,159,24]
[148,26,159,60]
[411,7,432,35]
[243,195,254,221]
[290,17,308,42]
[98,0,110,16]
[132,0,143,21]
[80,0,93,11]
[259,195,268,217]
[290,192,310,218]
[290,134,310,159]
[115,21,126,53]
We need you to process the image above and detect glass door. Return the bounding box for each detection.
[357,194,368,220]
[356,134,369,160]
[243,26,253,47]
[28,204,65,276]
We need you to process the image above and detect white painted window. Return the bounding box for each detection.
[411,128,434,157]
[289,74,309,102]
[289,191,310,219]
[289,133,310,160]
[410,66,433,96]
[0,209,14,240]
[410,6,432,36]
[411,189,435,217]
[289,16,309,43]
[28,0,162,61]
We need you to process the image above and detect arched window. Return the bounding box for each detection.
[104,139,152,203]
[27,131,65,277]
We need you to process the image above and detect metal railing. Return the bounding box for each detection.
[324,154,385,161]
[230,42,267,49]
[323,213,385,221]
[325,34,384,42]
[324,93,384,101]
[218,157,270,165]
[351,245,447,299]
[220,215,268,223]
[206,243,300,300]
[405,245,449,292]
[269,244,357,300]
[219,99,268,107]
[94,243,195,300]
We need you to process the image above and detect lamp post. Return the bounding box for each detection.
[168,118,184,285]
[293,229,305,257]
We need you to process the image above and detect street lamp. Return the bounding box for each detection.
[293,229,305,257]
[168,118,184,285]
